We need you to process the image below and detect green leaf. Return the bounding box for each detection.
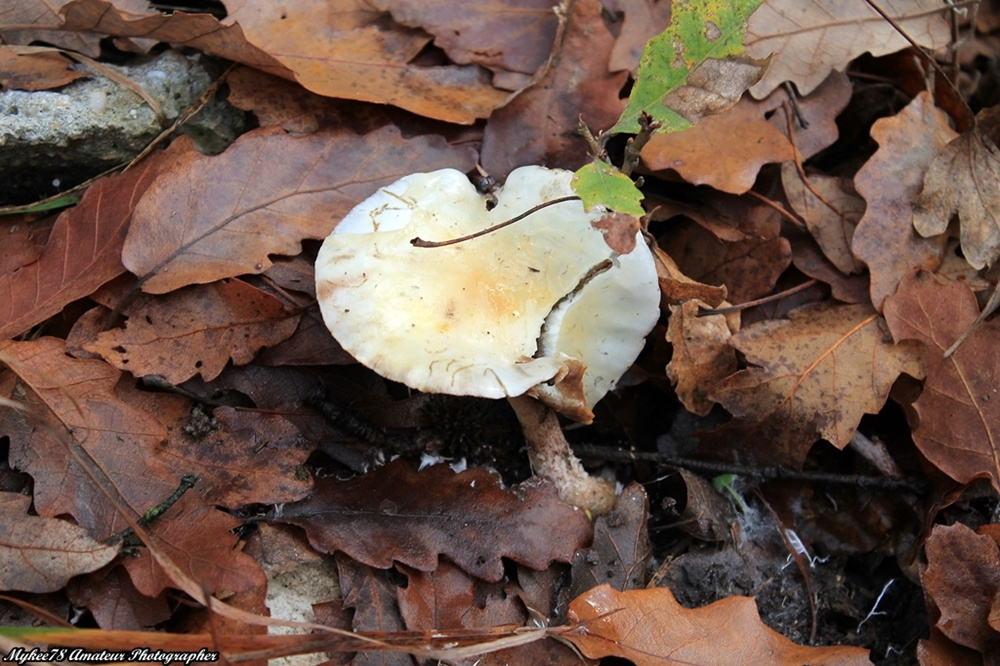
[571,160,644,216]
[610,0,763,135]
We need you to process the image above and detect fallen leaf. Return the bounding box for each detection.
[782,163,866,275]
[0,0,154,57]
[602,0,673,73]
[788,230,871,305]
[371,0,560,90]
[666,300,738,416]
[83,278,301,383]
[883,271,1000,490]
[745,0,951,98]
[263,460,593,583]
[611,0,764,135]
[68,565,171,630]
[123,125,476,293]
[852,92,955,311]
[652,245,728,307]
[570,483,651,597]
[561,584,873,665]
[0,492,117,593]
[0,337,173,537]
[922,523,1000,657]
[0,46,90,91]
[915,105,1000,270]
[660,212,791,304]
[57,0,290,78]
[480,0,626,177]
[641,91,793,194]
[225,1,507,124]
[710,303,925,464]
[0,139,180,339]
[121,497,267,599]
[336,554,410,665]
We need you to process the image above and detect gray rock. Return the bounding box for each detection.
[0,50,246,206]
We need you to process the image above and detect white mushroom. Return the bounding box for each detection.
[315,166,660,514]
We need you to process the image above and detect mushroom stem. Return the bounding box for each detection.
[507,394,616,516]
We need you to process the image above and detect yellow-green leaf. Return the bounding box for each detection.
[571,160,644,216]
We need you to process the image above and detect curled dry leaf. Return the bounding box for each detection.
[852,92,955,311]
[745,0,951,99]
[915,106,1000,270]
[0,492,117,594]
[264,460,593,583]
[710,302,925,460]
[83,279,301,384]
[883,271,1000,490]
[226,1,508,123]
[652,245,727,307]
[561,584,873,665]
[666,299,738,416]
[123,125,476,294]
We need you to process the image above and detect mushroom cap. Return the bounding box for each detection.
[314,166,659,419]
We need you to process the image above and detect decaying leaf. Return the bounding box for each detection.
[745,0,951,98]
[782,163,866,276]
[480,0,626,176]
[263,460,593,583]
[83,279,301,383]
[0,46,91,91]
[0,492,117,593]
[710,302,925,462]
[611,0,764,135]
[915,106,1000,269]
[0,140,179,339]
[122,125,476,293]
[852,92,955,311]
[641,83,792,194]
[561,584,873,665]
[652,245,728,307]
[666,299,738,416]
[922,523,1000,658]
[883,271,1000,490]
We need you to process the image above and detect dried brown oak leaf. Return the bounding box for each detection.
[710,302,925,458]
[883,271,1000,490]
[370,0,559,91]
[55,0,290,78]
[561,584,873,665]
[915,106,1000,270]
[666,300,738,416]
[83,278,301,384]
[123,125,476,294]
[745,0,950,99]
[0,337,172,539]
[0,46,90,91]
[0,0,153,58]
[782,163,866,276]
[641,89,793,194]
[660,210,790,305]
[852,92,955,311]
[0,138,180,339]
[603,0,673,73]
[480,0,626,177]
[265,459,593,583]
[225,0,506,124]
[922,523,1000,658]
[0,492,117,593]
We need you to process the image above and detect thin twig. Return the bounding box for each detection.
[746,190,807,228]
[621,112,662,177]
[783,101,851,222]
[411,196,580,248]
[697,279,819,316]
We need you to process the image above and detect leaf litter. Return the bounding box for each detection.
[0,0,999,664]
